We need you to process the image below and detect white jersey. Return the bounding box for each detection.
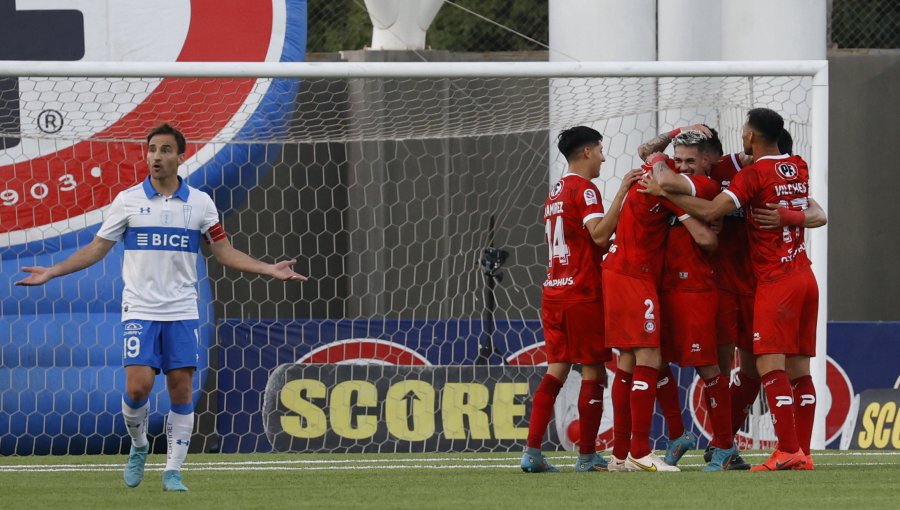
[97,177,220,321]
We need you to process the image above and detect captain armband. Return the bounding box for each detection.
[204,222,228,243]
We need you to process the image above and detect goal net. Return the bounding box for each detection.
[0,61,827,455]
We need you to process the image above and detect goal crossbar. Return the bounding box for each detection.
[0,60,827,79]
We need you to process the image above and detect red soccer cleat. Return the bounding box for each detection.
[791,453,815,471]
[749,449,804,472]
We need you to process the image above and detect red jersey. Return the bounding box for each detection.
[709,154,756,296]
[542,173,606,303]
[602,166,678,281]
[723,154,812,282]
[661,174,721,291]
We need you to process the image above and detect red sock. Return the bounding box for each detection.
[730,371,761,437]
[791,375,816,455]
[526,374,564,449]
[703,374,733,449]
[578,379,605,454]
[629,365,659,458]
[611,368,632,459]
[761,370,800,453]
[656,366,684,438]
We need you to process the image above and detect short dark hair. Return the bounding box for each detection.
[777,128,794,155]
[147,123,186,154]
[557,126,602,160]
[700,126,723,156]
[746,108,784,144]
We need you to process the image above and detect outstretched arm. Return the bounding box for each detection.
[639,176,737,223]
[753,197,827,230]
[17,236,116,286]
[208,239,307,281]
[584,169,643,249]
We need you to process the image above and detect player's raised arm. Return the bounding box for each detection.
[16,236,116,286]
[584,168,643,248]
[753,197,828,230]
[636,123,713,160]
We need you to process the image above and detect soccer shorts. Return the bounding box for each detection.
[120,319,200,373]
[541,299,610,365]
[602,270,660,349]
[752,268,818,356]
[661,289,718,367]
[716,290,755,351]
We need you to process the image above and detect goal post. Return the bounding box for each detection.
[0,59,828,453]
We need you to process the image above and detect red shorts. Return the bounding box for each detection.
[661,289,718,367]
[602,270,660,349]
[717,290,755,351]
[752,268,818,356]
[541,299,610,364]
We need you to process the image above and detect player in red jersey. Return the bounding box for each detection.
[639,108,827,471]
[522,126,642,473]
[652,130,740,471]
[706,128,826,471]
[602,141,717,472]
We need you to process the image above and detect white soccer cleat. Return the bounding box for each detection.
[625,452,680,472]
[607,454,637,472]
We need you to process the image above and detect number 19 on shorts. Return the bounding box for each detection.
[124,336,141,358]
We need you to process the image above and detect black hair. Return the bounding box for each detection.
[746,108,784,144]
[700,125,723,156]
[557,126,602,160]
[777,128,794,155]
[147,123,186,154]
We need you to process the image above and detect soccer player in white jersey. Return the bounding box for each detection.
[17,123,306,491]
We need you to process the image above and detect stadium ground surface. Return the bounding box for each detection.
[1,450,897,509]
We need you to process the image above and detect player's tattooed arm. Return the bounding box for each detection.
[637,124,713,160]
[637,133,673,161]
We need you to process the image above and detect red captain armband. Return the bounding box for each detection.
[777,207,806,227]
[204,222,228,243]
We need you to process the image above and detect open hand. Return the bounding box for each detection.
[269,260,308,281]
[637,173,666,197]
[15,266,53,286]
[619,168,644,192]
[753,203,786,230]
[683,123,713,137]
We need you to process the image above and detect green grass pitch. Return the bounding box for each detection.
[2,450,897,509]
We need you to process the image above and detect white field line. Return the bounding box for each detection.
[0,452,898,473]
[1,461,898,473]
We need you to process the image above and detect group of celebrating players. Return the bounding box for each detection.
[523,107,826,473]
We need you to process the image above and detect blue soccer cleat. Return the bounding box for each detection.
[663,432,696,466]
[123,444,149,488]
[703,445,739,472]
[162,470,189,492]
[520,449,559,473]
[707,444,751,470]
[575,453,609,472]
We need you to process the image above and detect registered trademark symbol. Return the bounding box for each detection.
[37,110,64,133]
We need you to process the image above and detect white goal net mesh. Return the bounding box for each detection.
[0,68,814,454]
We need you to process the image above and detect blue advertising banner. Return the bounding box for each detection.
[216,319,900,453]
